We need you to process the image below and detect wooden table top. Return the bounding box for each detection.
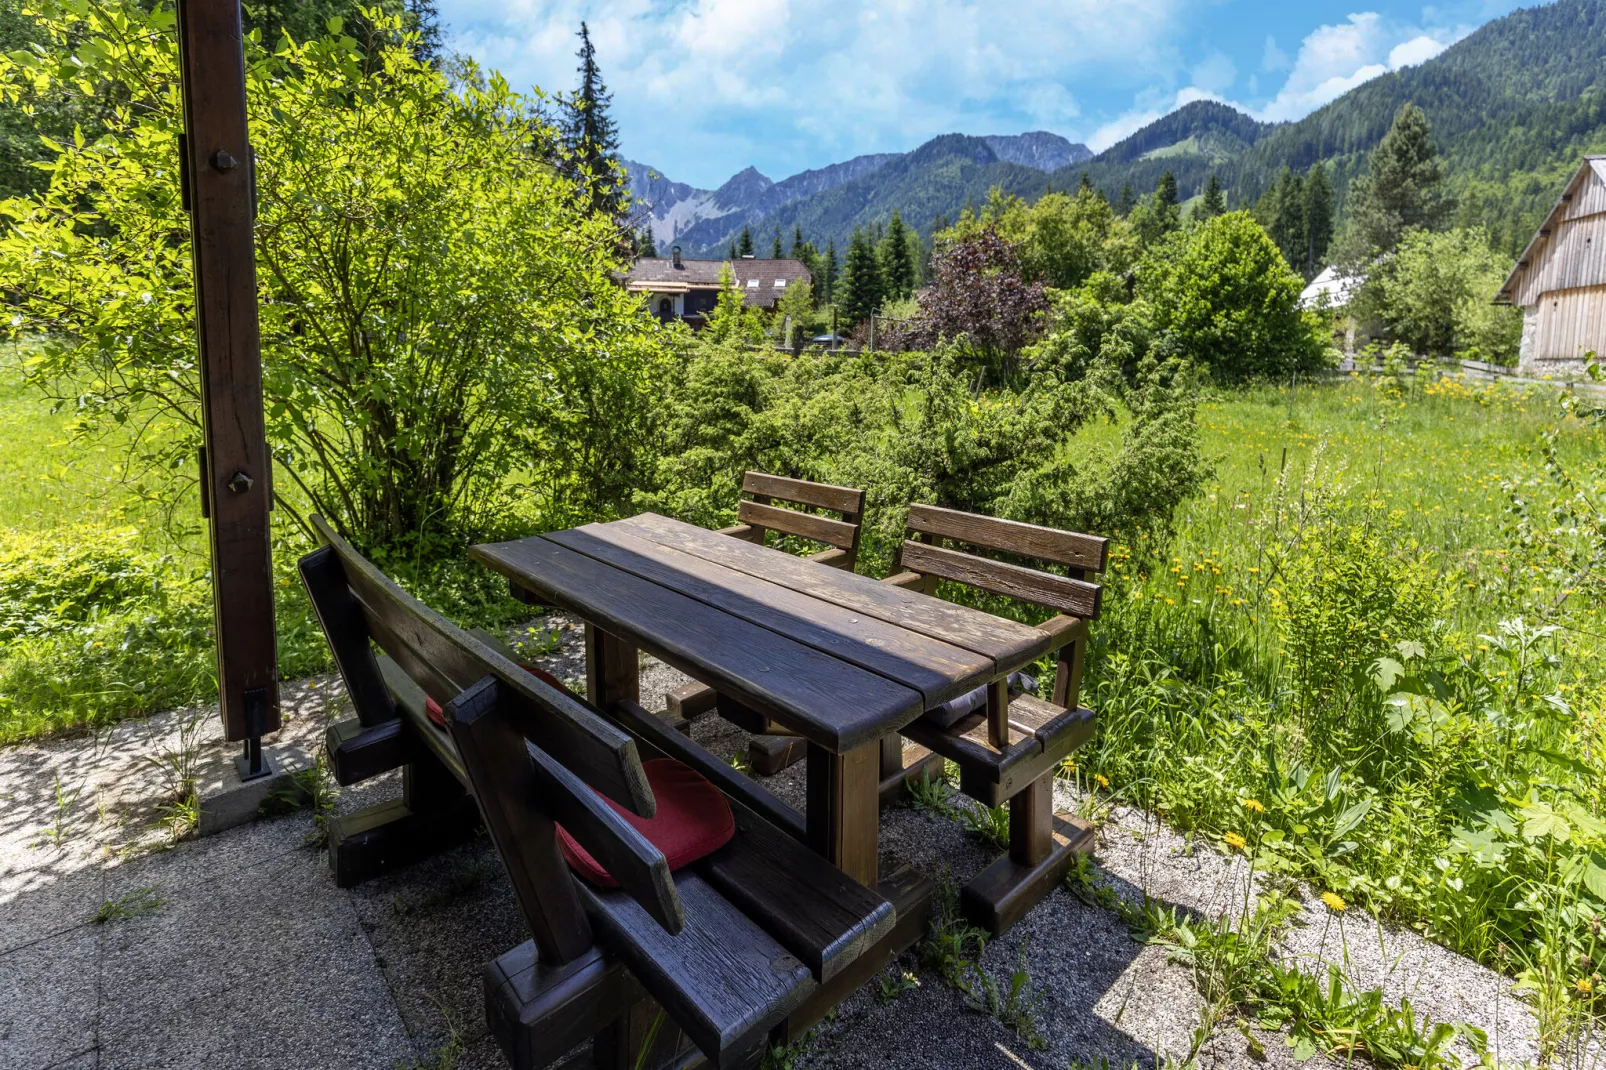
[471,513,1052,753]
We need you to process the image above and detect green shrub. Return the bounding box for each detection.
[1140,211,1327,382]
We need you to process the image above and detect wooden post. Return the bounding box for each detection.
[175,0,280,761]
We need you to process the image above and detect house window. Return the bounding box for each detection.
[746,279,759,288]
[774,279,787,288]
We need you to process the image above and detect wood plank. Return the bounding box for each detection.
[742,471,864,515]
[324,717,409,786]
[445,676,594,965]
[471,536,922,752]
[548,525,990,708]
[697,797,895,984]
[581,872,815,1065]
[905,504,1108,572]
[738,500,857,550]
[483,942,645,1070]
[805,742,881,886]
[900,541,1102,619]
[326,794,480,889]
[609,699,807,844]
[613,513,1051,667]
[176,0,280,743]
[299,546,395,727]
[313,516,654,816]
[525,736,685,937]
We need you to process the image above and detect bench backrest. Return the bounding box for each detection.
[896,504,1108,620]
[299,515,684,965]
[733,471,866,566]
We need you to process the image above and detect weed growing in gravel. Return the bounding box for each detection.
[905,768,957,818]
[918,876,990,989]
[260,754,340,847]
[876,966,921,1004]
[966,936,1048,1051]
[960,801,1010,851]
[32,771,87,848]
[91,886,161,923]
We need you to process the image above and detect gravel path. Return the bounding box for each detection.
[0,613,1567,1069]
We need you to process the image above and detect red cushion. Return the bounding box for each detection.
[557,759,735,888]
[423,664,573,727]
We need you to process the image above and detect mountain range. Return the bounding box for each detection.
[627,0,1606,261]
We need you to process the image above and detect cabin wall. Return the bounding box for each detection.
[1519,283,1606,376]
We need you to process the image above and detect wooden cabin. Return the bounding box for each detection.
[1495,156,1606,377]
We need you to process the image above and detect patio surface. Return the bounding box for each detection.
[0,617,1547,1069]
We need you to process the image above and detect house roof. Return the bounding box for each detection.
[1299,265,1362,309]
[1495,155,1606,306]
[621,256,813,309]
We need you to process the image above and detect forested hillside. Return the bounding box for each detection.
[1058,0,1606,256]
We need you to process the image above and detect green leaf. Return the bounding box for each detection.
[1587,855,1606,901]
[1395,639,1426,661]
[1370,656,1404,690]
[1520,801,1571,843]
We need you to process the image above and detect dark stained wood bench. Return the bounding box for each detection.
[665,471,868,772]
[884,504,1106,935]
[299,516,894,1069]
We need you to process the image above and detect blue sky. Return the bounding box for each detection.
[436,0,1526,189]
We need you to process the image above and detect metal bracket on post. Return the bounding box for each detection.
[234,685,273,782]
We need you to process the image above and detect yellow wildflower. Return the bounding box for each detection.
[1321,891,1348,913]
[1577,977,1594,995]
[1094,773,1110,789]
[1223,832,1247,850]
[1242,799,1265,813]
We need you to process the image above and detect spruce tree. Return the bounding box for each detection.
[1269,166,1306,270]
[1338,102,1454,267]
[839,228,883,325]
[879,211,916,301]
[1115,182,1136,216]
[1200,174,1225,219]
[1152,171,1181,236]
[727,241,737,261]
[790,225,805,257]
[1078,171,1094,193]
[560,23,624,220]
[771,226,783,258]
[737,226,754,257]
[1303,162,1334,274]
[821,239,839,307]
[636,227,657,259]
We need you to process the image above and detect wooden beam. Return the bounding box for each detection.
[175,0,279,743]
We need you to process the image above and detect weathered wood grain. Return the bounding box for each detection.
[548,524,991,708]
[471,535,922,751]
[738,500,858,551]
[905,503,1109,572]
[614,513,1050,667]
[741,471,864,515]
[805,742,881,887]
[899,540,1102,619]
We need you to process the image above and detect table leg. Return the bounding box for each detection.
[585,623,639,708]
[806,741,880,886]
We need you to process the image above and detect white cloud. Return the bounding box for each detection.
[437,0,1186,186]
[1252,12,1467,122]
[1262,35,1290,72]
[1191,51,1238,95]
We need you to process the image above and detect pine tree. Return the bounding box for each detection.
[403,0,442,62]
[727,242,737,261]
[737,226,754,257]
[559,23,624,220]
[636,227,657,259]
[1268,166,1306,270]
[1078,171,1094,193]
[1338,102,1455,267]
[1199,173,1225,219]
[790,225,805,257]
[770,226,783,259]
[1115,182,1136,216]
[879,211,916,301]
[839,228,883,325]
[1303,161,1334,274]
[821,239,839,307]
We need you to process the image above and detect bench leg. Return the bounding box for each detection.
[960,777,1094,936]
[327,747,480,888]
[746,730,806,775]
[591,996,693,1070]
[665,680,715,729]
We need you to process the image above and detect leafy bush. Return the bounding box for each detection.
[1360,227,1522,362]
[1140,211,1327,382]
[938,187,1139,291]
[0,1,673,550]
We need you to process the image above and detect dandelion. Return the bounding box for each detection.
[1223,831,1247,850]
[1094,773,1110,789]
[1242,798,1264,813]
[1578,977,1594,996]
[1321,891,1347,912]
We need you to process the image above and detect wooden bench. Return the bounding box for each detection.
[884,504,1106,935]
[299,516,894,1069]
[665,471,868,773]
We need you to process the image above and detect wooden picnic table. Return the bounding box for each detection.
[470,512,1052,886]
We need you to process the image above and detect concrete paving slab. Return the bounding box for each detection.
[0,858,104,956]
[0,924,100,1070]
